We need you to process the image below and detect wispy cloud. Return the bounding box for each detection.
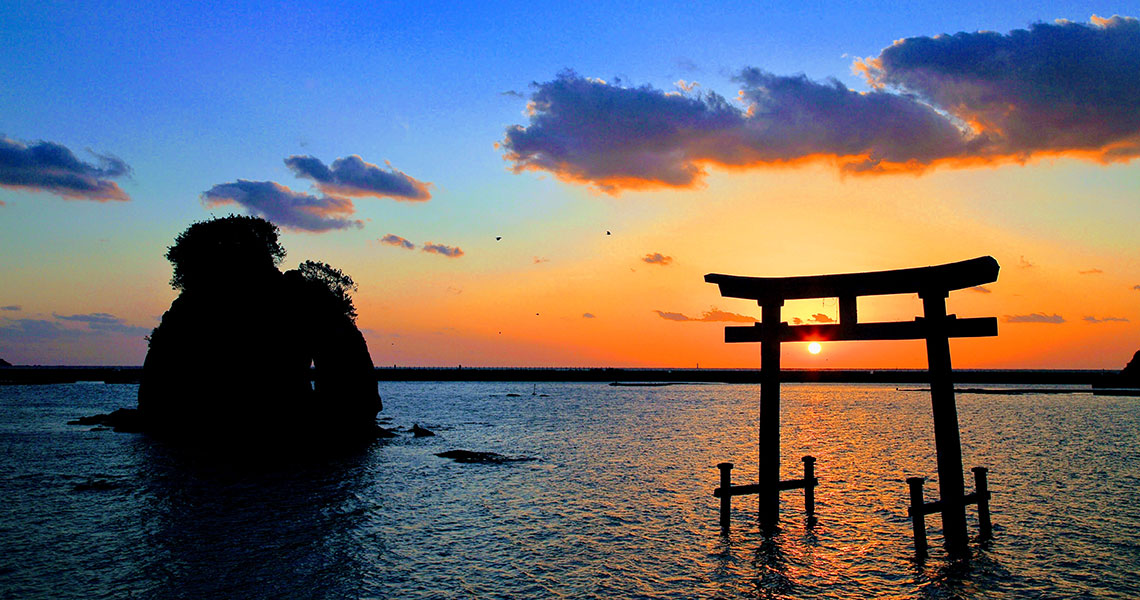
[1084,315,1130,323]
[285,155,431,201]
[533,256,550,264]
[1018,256,1035,268]
[1079,268,1103,275]
[808,313,835,323]
[380,234,416,250]
[1003,313,1065,324]
[1,305,19,311]
[422,242,464,258]
[502,17,1140,193]
[968,285,993,294]
[583,312,596,319]
[0,136,130,201]
[53,312,151,336]
[654,308,757,322]
[642,252,674,265]
[202,180,363,232]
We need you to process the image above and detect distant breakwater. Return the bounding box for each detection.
[0,366,1120,386]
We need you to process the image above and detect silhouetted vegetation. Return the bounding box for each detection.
[297,260,358,322]
[165,215,286,292]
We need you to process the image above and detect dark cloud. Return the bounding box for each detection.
[502,17,1140,192]
[501,90,526,99]
[0,318,79,341]
[202,180,363,233]
[583,312,596,319]
[642,252,674,265]
[285,155,431,201]
[1079,268,1103,275]
[0,136,130,201]
[53,312,151,336]
[1083,315,1130,323]
[1003,313,1065,324]
[654,308,757,322]
[968,285,993,293]
[380,234,416,249]
[1134,284,1140,291]
[422,242,464,258]
[860,16,1140,165]
[1,305,19,311]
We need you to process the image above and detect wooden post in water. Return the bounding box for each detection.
[803,455,816,516]
[921,291,968,555]
[718,462,734,534]
[973,466,992,540]
[907,477,928,559]
[759,301,783,530]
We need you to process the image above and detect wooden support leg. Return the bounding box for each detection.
[802,455,816,516]
[972,466,992,540]
[718,462,733,534]
[907,476,928,559]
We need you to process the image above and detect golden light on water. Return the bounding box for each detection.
[808,342,822,355]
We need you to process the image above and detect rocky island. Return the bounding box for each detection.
[135,216,382,449]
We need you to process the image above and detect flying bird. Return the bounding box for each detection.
[606,231,611,235]
[496,236,502,241]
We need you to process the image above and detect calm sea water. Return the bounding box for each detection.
[2,381,1138,599]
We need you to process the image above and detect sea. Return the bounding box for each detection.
[2,381,1138,599]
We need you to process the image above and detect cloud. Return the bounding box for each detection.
[642,252,674,265]
[1019,256,1035,268]
[0,318,80,341]
[1003,312,1066,324]
[285,155,431,201]
[201,180,363,232]
[0,136,130,201]
[654,308,757,322]
[1079,268,1103,275]
[792,317,803,325]
[533,256,550,264]
[422,242,464,258]
[53,312,151,336]
[380,234,415,249]
[1084,315,1130,323]
[1134,284,1140,291]
[674,79,699,92]
[502,17,1140,192]
[968,285,993,293]
[808,313,835,323]
[1,305,19,311]
[859,16,1140,165]
[502,90,526,99]
[583,312,596,319]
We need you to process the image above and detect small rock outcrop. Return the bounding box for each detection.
[137,216,381,448]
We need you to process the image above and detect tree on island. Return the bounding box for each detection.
[138,215,381,450]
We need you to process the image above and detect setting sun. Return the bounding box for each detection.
[808,342,822,355]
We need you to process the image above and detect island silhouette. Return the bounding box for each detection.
[130,215,381,450]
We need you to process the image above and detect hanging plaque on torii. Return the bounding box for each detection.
[705,255,999,556]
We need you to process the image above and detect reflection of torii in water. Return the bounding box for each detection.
[706,256,999,556]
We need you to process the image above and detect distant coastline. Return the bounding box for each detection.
[0,365,1122,386]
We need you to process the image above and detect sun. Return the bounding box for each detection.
[807,342,822,355]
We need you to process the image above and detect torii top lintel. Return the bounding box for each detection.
[705,256,1000,344]
[705,256,999,304]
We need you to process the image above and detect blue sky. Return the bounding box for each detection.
[2,1,1138,366]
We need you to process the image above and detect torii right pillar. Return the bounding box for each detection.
[921,290,968,554]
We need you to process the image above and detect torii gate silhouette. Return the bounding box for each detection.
[706,256,999,555]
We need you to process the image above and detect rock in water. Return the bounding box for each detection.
[137,216,381,449]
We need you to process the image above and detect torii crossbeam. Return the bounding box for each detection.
[705,256,999,555]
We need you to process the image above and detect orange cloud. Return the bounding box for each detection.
[502,17,1140,193]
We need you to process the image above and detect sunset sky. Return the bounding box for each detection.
[1,1,1137,368]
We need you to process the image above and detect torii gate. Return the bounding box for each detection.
[705,256,999,555]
